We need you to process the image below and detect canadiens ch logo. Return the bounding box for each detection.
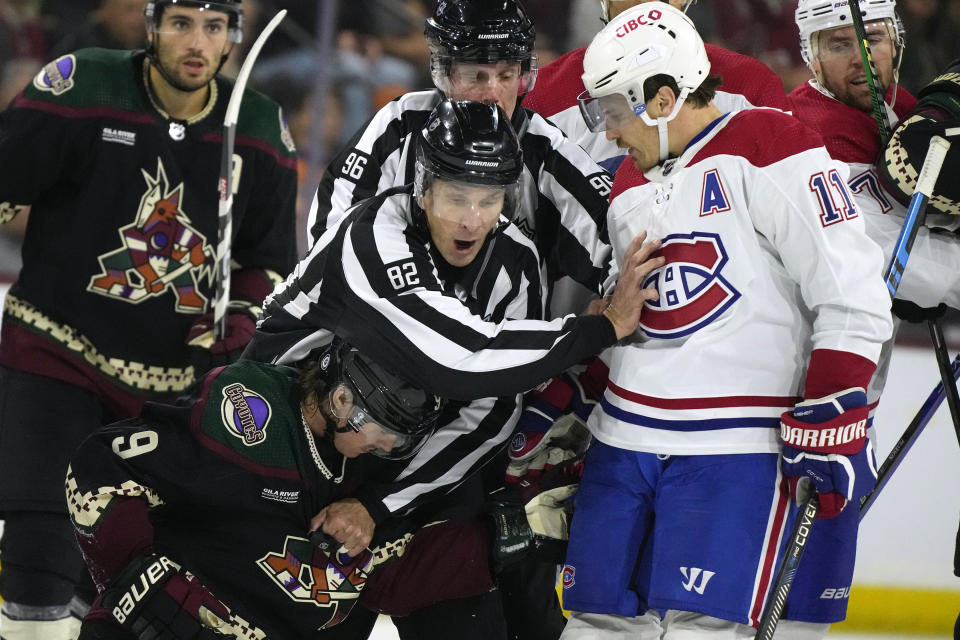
[640,232,740,338]
[258,535,373,629]
[221,383,271,445]
[86,158,215,312]
[561,565,576,589]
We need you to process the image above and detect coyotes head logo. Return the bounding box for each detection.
[87,158,215,313]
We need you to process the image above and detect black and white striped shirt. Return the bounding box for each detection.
[246,186,616,519]
[249,185,615,399]
[307,89,615,300]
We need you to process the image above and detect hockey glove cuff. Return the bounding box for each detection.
[486,497,535,575]
[95,554,232,639]
[506,373,595,488]
[881,61,960,220]
[186,302,258,378]
[780,388,877,519]
[306,530,375,628]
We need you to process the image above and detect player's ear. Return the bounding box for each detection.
[810,58,824,84]
[330,384,354,426]
[654,84,677,117]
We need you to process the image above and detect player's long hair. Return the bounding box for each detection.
[296,359,333,437]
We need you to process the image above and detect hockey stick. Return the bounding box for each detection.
[754,481,819,640]
[860,349,960,516]
[928,312,960,450]
[859,130,959,517]
[758,135,955,633]
[848,0,892,145]
[212,9,287,340]
[860,306,960,517]
[883,134,951,296]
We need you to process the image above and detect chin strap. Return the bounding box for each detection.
[637,87,692,166]
[656,117,670,164]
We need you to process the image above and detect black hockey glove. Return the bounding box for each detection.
[186,301,258,378]
[880,59,960,220]
[306,530,376,628]
[486,494,535,575]
[94,555,233,639]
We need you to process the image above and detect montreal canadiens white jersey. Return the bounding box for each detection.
[789,81,960,310]
[593,108,892,455]
[523,43,790,173]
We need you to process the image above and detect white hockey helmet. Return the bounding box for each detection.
[580,3,709,132]
[795,0,903,66]
[599,0,695,23]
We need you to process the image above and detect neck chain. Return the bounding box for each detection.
[301,408,346,484]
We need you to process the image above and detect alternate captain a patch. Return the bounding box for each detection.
[33,55,77,95]
[639,232,740,339]
[221,383,271,445]
[700,169,731,217]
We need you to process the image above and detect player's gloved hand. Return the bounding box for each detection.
[309,529,374,578]
[779,388,877,519]
[506,374,594,489]
[488,460,582,571]
[95,554,232,639]
[524,482,578,542]
[186,302,258,377]
[485,493,534,574]
[881,60,960,220]
[308,530,375,628]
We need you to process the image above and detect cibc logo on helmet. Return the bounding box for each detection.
[615,8,662,38]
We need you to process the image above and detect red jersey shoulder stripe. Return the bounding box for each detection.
[693,109,825,168]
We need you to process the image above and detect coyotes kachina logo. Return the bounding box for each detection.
[258,535,373,629]
[87,158,215,313]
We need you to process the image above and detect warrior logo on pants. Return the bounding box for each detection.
[87,158,215,313]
